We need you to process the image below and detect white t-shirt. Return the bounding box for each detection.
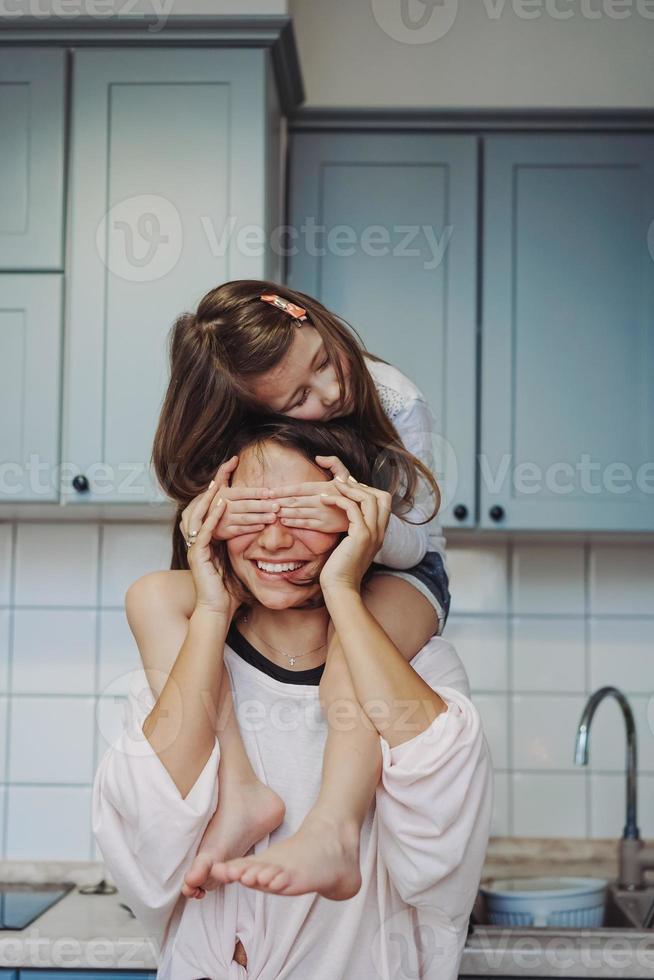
[92,633,492,980]
[364,355,448,571]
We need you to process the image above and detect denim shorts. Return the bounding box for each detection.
[370,550,451,636]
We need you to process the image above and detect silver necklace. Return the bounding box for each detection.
[241,615,327,668]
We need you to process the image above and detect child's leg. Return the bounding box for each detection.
[182,666,286,898]
[204,577,436,900]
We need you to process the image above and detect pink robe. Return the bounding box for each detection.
[92,634,492,979]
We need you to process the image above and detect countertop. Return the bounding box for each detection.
[0,838,653,975]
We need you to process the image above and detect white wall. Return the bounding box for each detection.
[290,0,654,107]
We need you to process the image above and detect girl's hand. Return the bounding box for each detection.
[267,455,354,533]
[180,457,278,544]
[318,479,392,594]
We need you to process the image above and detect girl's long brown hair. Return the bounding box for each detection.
[151,279,441,568]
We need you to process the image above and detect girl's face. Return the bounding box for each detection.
[248,325,351,421]
[226,441,340,610]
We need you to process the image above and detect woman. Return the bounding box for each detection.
[92,419,492,980]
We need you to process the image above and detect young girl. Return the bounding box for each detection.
[148,280,452,901]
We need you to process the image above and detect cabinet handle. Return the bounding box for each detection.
[72,474,90,493]
[489,504,505,522]
[453,503,468,521]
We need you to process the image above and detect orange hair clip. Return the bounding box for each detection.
[260,293,308,321]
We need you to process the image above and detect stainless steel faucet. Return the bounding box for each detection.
[574,686,654,890]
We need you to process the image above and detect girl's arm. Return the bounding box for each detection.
[374,396,446,569]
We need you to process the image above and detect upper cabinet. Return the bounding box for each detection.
[287,132,479,528]
[0,49,65,269]
[481,135,654,531]
[62,48,283,504]
[0,275,63,503]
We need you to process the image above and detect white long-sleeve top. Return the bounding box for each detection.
[364,355,448,571]
[92,631,492,980]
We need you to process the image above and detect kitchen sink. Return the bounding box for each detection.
[471,881,654,931]
[0,881,75,930]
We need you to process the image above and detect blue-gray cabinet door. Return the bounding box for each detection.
[0,275,63,503]
[481,134,654,531]
[286,132,478,528]
[63,48,273,504]
[0,50,65,270]
[0,970,17,979]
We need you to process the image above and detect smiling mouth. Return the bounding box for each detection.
[250,559,310,578]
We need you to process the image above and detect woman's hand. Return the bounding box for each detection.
[179,456,279,544]
[267,454,354,533]
[318,478,392,594]
[180,475,237,618]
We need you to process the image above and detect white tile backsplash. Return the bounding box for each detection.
[98,608,142,696]
[0,523,12,605]
[512,544,585,614]
[8,696,95,784]
[513,773,587,837]
[589,773,654,839]
[474,694,509,769]
[15,523,99,606]
[100,523,171,606]
[446,616,509,692]
[0,608,9,693]
[447,544,509,614]
[589,545,654,616]
[512,617,586,693]
[12,608,96,694]
[0,696,7,783]
[589,617,654,694]
[6,785,92,859]
[512,695,587,770]
[0,524,653,857]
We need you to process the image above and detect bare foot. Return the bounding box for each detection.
[182,779,285,899]
[204,811,362,901]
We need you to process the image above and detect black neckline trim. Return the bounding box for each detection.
[226,621,325,686]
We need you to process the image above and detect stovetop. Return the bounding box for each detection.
[0,882,74,930]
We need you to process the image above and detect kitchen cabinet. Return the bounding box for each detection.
[287,132,478,528]
[0,971,17,979]
[481,134,654,531]
[62,48,283,505]
[0,275,63,503]
[288,129,654,533]
[0,50,65,270]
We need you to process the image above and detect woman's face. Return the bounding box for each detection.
[226,441,340,609]
[248,325,352,422]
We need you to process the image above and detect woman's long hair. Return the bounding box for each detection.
[150,279,440,568]
[205,417,378,609]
